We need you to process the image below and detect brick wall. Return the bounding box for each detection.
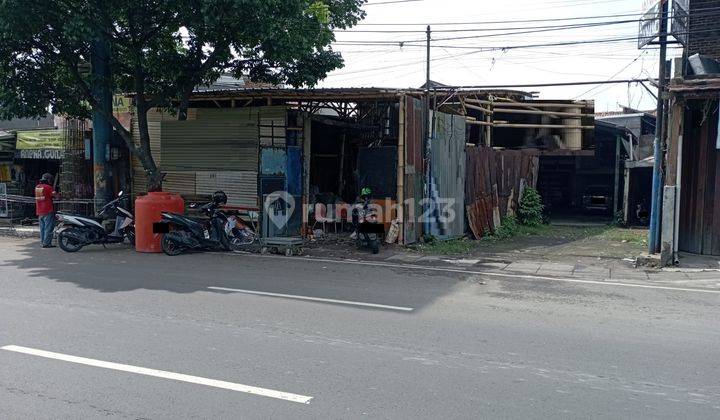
[689,0,720,59]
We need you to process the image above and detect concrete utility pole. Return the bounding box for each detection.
[90,37,113,214]
[423,25,432,235]
[648,0,669,254]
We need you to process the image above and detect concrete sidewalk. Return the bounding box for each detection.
[355,251,720,291]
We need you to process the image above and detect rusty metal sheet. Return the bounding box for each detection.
[465,146,539,239]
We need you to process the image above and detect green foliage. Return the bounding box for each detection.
[612,210,626,227]
[422,233,437,244]
[490,216,519,240]
[518,187,544,227]
[0,0,366,189]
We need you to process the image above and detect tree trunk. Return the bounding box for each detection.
[134,101,162,192]
[178,94,189,121]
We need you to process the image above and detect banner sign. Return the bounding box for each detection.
[16,149,64,159]
[113,95,131,113]
[671,0,690,47]
[638,0,662,48]
[15,129,65,150]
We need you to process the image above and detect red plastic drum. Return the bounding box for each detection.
[135,192,184,253]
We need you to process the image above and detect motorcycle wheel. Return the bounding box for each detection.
[58,229,84,253]
[219,231,231,251]
[125,227,136,247]
[161,235,184,256]
[371,240,380,254]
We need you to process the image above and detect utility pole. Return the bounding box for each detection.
[648,0,668,254]
[90,37,113,214]
[423,25,431,236]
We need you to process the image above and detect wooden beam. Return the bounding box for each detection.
[466,99,592,108]
[466,120,493,126]
[446,102,493,114]
[493,108,594,118]
[494,123,595,129]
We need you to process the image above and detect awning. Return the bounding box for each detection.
[15,129,64,150]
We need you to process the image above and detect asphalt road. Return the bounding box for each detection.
[1,237,719,419]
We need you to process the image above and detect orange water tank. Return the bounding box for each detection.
[135,192,185,253]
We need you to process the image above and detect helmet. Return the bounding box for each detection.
[360,187,372,197]
[212,190,228,205]
[41,173,53,183]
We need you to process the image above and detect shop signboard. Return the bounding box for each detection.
[671,0,690,47]
[113,95,131,113]
[15,129,65,150]
[638,0,662,48]
[16,149,64,159]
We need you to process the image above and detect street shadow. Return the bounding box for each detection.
[0,237,475,312]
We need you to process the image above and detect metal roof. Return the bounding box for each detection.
[188,86,532,102]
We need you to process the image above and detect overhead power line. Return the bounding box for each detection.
[434,79,653,90]
[338,18,639,34]
[353,4,720,26]
[355,11,648,25]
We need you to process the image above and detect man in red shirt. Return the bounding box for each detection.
[35,173,56,248]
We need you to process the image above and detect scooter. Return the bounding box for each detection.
[159,192,232,256]
[56,191,135,252]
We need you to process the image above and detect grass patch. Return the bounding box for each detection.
[412,237,477,255]
[409,223,648,255]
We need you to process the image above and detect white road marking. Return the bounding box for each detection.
[245,254,720,295]
[208,286,414,312]
[1,345,313,404]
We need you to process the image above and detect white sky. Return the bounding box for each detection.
[318,0,683,112]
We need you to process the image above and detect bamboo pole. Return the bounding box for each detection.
[466,120,494,126]
[447,102,493,114]
[396,95,406,244]
[466,99,592,108]
[494,123,595,129]
[493,108,595,118]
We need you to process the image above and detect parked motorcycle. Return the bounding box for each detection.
[56,191,135,252]
[353,196,383,254]
[159,191,233,256]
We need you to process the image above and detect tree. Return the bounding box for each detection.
[0,0,365,191]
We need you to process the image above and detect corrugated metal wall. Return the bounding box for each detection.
[429,112,466,240]
[161,120,258,171]
[465,147,539,239]
[132,108,193,196]
[131,106,286,209]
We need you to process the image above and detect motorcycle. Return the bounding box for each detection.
[159,191,234,256]
[353,199,383,254]
[56,191,135,252]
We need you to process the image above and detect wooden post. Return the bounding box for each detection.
[485,100,492,147]
[614,136,621,216]
[338,133,346,196]
[396,96,406,244]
